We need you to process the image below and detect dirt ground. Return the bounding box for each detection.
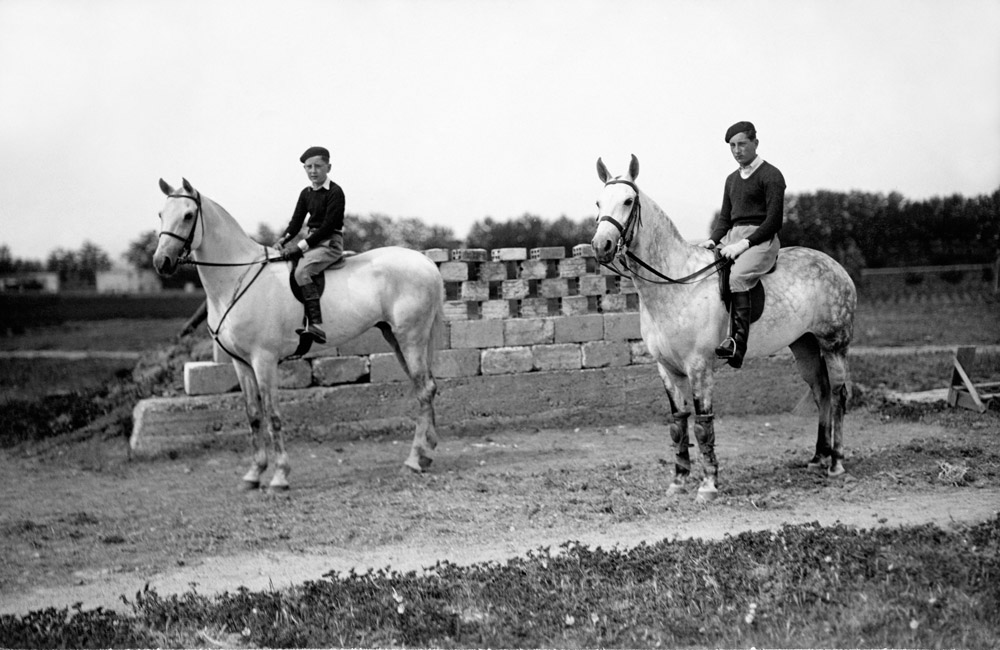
[2,403,998,618]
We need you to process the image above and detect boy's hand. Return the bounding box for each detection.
[280,244,303,260]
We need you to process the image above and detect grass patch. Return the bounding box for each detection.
[3,516,997,649]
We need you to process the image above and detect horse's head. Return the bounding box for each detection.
[592,154,641,264]
[154,178,203,276]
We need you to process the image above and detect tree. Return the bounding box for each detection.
[0,245,43,273]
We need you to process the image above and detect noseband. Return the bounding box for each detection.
[158,192,203,259]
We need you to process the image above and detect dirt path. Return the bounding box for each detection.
[2,408,998,617]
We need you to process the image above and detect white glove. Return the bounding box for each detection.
[719,238,751,259]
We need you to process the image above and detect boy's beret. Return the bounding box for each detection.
[299,146,330,163]
[724,121,756,143]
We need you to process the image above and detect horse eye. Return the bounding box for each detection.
[183,212,194,221]
[624,198,633,206]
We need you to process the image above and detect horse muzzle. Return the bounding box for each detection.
[153,251,178,276]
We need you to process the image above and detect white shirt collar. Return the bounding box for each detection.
[311,177,332,191]
[739,156,763,179]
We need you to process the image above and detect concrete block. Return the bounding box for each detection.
[278,359,313,388]
[560,295,594,316]
[491,247,527,261]
[553,314,604,343]
[481,346,534,375]
[582,340,631,368]
[370,352,409,383]
[604,312,641,341]
[337,327,393,355]
[439,261,471,282]
[520,297,557,318]
[572,243,596,258]
[313,356,369,385]
[580,275,617,296]
[540,278,572,298]
[532,343,582,371]
[432,348,481,378]
[479,261,514,282]
[423,248,451,263]
[530,246,566,260]
[481,300,517,320]
[450,319,504,349]
[184,361,239,396]
[451,248,488,262]
[501,278,530,299]
[599,293,628,313]
[558,257,589,278]
[504,318,554,346]
[519,259,556,280]
[461,281,490,301]
[443,301,477,321]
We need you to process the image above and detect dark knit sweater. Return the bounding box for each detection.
[710,161,785,246]
[281,181,346,248]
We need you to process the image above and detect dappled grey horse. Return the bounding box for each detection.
[592,156,856,500]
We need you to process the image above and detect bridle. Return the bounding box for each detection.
[598,179,730,285]
[158,192,203,261]
[158,192,283,267]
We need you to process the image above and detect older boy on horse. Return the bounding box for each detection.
[699,121,786,369]
[276,146,345,344]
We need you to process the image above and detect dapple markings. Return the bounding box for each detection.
[154,179,445,490]
[592,156,856,500]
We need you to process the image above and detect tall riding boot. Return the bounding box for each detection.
[299,282,327,345]
[715,290,751,369]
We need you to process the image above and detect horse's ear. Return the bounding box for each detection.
[628,154,639,181]
[181,178,194,194]
[159,178,173,195]
[596,157,610,183]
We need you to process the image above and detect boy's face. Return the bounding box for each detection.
[728,133,758,167]
[303,155,331,187]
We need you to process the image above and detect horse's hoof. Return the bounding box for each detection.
[241,480,260,491]
[695,487,718,502]
[827,464,846,478]
[267,483,290,493]
[807,456,830,472]
[666,482,687,497]
[404,456,433,473]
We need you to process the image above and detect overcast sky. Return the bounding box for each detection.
[1,0,998,263]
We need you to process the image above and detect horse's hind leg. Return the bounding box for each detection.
[380,323,438,472]
[234,362,268,490]
[789,334,834,472]
[823,350,850,477]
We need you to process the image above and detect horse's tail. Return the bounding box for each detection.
[427,277,446,374]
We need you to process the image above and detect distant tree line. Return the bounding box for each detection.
[779,189,1000,280]
[2,188,997,290]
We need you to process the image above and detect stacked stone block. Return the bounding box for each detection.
[183,244,651,395]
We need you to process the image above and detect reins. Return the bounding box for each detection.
[599,179,731,285]
[159,191,287,367]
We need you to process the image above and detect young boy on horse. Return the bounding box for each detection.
[699,121,785,369]
[276,146,345,345]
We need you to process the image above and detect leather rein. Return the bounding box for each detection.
[599,179,730,285]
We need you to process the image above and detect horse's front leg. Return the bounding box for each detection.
[657,362,693,496]
[234,361,268,490]
[689,359,719,502]
[254,358,290,491]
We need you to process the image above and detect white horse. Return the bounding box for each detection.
[592,156,856,500]
[154,178,445,490]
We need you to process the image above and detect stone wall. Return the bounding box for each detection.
[184,245,653,396]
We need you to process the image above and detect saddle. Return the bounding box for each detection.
[288,256,347,302]
[284,255,348,360]
[716,251,777,324]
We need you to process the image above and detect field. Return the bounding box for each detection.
[1,295,999,647]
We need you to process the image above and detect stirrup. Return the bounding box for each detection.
[715,337,737,358]
[296,323,327,345]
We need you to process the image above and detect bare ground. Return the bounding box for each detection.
[2,407,998,617]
